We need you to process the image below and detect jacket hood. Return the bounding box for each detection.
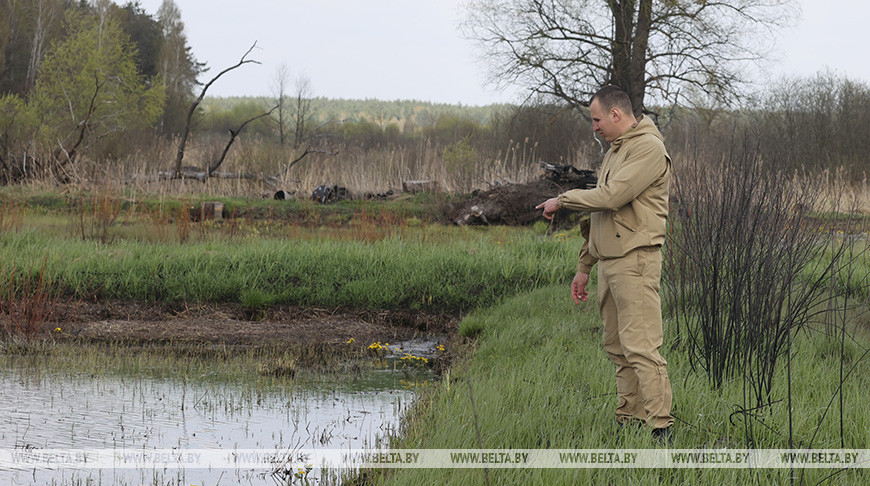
[611,116,664,150]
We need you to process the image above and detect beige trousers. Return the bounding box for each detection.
[598,247,674,429]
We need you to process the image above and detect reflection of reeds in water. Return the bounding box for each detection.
[0,345,419,485]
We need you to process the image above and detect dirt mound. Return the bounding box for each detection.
[448,165,596,226]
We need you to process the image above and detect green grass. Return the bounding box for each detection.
[372,286,870,485]
[3,191,869,485]
[0,223,579,312]
[1,186,451,224]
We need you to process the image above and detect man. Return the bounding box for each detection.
[536,85,674,441]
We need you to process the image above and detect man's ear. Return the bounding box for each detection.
[610,107,622,122]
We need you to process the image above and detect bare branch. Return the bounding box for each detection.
[207,105,278,176]
[463,0,798,110]
[273,146,339,181]
[173,42,261,177]
[56,72,105,172]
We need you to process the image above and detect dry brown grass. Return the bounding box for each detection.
[59,135,600,198]
[0,194,24,233]
[6,134,868,216]
[812,167,870,214]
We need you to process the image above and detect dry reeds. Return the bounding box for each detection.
[72,187,123,243]
[61,133,556,199]
[665,136,870,447]
[0,257,60,340]
[0,195,23,233]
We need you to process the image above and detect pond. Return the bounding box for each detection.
[0,339,439,485]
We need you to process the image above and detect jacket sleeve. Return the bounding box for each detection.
[557,142,668,212]
[577,217,597,274]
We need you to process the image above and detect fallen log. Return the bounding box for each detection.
[403,180,439,193]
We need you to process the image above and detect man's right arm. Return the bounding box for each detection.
[571,271,589,304]
[577,217,596,274]
[573,217,595,304]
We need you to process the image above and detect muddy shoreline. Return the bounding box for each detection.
[31,300,457,350]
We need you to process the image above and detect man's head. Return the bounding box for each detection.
[589,86,637,142]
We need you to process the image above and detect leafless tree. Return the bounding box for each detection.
[173,42,259,177]
[462,0,797,114]
[292,73,313,147]
[272,63,290,146]
[207,105,278,177]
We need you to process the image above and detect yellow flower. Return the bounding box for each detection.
[346,338,355,344]
[54,327,61,333]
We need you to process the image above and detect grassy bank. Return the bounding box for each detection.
[373,285,869,485]
[3,190,869,485]
[0,219,576,313]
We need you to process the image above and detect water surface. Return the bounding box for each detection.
[0,344,435,485]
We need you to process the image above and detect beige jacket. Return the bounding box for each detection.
[557,116,671,274]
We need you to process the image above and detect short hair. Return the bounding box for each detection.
[591,85,633,114]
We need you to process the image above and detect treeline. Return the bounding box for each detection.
[665,72,870,181]
[0,0,200,183]
[1,1,868,189]
[198,97,592,165]
[204,97,505,129]
[197,72,870,184]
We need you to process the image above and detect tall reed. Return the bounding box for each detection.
[0,195,23,233]
[0,257,60,340]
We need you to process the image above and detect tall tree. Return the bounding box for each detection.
[156,0,201,134]
[272,62,290,146]
[462,0,797,114]
[0,0,69,95]
[118,0,162,79]
[292,73,313,147]
[26,11,164,175]
[24,0,65,91]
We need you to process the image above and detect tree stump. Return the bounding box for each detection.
[200,201,224,220]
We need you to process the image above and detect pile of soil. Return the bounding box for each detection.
[447,166,597,226]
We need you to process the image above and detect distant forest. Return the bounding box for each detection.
[202,97,506,130]
[193,95,597,169]
[2,0,869,189]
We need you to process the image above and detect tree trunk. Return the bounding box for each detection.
[173,43,259,176]
[608,1,631,96]
[629,0,652,116]
[607,0,650,115]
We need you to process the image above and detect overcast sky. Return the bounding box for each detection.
[135,0,870,106]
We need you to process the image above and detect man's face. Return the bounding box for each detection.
[590,99,619,143]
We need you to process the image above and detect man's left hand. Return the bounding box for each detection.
[535,197,560,220]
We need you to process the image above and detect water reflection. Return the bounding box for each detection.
[0,353,432,485]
